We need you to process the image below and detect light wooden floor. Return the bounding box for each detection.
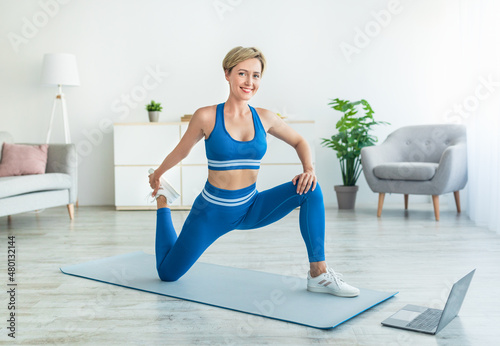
[1,203,498,345]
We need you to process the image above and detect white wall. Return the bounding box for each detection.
[0,0,472,207]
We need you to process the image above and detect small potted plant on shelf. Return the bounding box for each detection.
[146,100,163,122]
[321,98,388,209]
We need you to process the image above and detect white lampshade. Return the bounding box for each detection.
[41,53,80,86]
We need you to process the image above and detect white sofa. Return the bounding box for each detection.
[0,132,77,220]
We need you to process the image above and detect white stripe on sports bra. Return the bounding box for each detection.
[207,159,261,168]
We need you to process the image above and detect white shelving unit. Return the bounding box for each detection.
[113,121,315,210]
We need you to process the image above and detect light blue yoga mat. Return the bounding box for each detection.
[60,251,397,329]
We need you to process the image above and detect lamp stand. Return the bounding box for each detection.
[46,85,72,144]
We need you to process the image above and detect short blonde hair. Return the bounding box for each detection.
[222,46,266,76]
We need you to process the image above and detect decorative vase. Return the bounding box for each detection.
[334,185,359,209]
[148,111,160,122]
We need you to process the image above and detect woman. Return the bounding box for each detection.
[148,46,359,297]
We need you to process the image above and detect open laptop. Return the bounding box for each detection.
[381,269,475,335]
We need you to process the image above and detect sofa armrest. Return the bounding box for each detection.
[46,144,78,203]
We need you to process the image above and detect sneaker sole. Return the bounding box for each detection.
[149,168,181,204]
[307,286,359,297]
[160,177,180,204]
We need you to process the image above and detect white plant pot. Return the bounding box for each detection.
[148,111,160,122]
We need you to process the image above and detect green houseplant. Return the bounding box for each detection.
[146,100,163,122]
[321,98,387,209]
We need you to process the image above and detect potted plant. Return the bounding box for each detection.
[321,98,388,209]
[146,100,163,122]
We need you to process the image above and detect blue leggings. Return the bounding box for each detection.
[155,180,325,281]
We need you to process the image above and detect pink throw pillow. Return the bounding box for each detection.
[0,143,49,177]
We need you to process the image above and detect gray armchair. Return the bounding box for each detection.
[361,124,467,220]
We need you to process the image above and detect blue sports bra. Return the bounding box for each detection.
[205,103,267,170]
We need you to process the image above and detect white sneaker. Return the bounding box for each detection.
[307,267,360,297]
[148,168,180,205]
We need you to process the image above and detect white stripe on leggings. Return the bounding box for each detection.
[201,189,256,207]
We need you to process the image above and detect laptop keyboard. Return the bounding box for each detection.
[406,308,442,331]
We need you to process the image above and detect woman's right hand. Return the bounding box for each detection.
[149,170,161,197]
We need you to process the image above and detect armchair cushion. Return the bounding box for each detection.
[373,162,439,181]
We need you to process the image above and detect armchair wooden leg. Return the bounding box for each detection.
[377,193,385,217]
[454,191,461,213]
[67,204,74,220]
[404,194,409,210]
[432,195,440,221]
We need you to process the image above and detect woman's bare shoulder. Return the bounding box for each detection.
[254,107,276,117]
[189,105,217,127]
[193,105,217,120]
[255,107,282,130]
[189,105,218,138]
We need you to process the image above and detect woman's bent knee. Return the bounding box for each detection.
[307,182,323,198]
[158,270,181,282]
[157,263,183,282]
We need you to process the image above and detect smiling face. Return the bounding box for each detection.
[225,58,262,101]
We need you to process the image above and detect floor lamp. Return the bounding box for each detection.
[41,53,80,144]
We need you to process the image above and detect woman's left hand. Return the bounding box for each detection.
[292,170,317,195]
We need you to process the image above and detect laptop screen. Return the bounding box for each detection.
[436,269,475,333]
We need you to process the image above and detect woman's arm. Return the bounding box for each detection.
[149,107,210,196]
[262,110,316,194]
